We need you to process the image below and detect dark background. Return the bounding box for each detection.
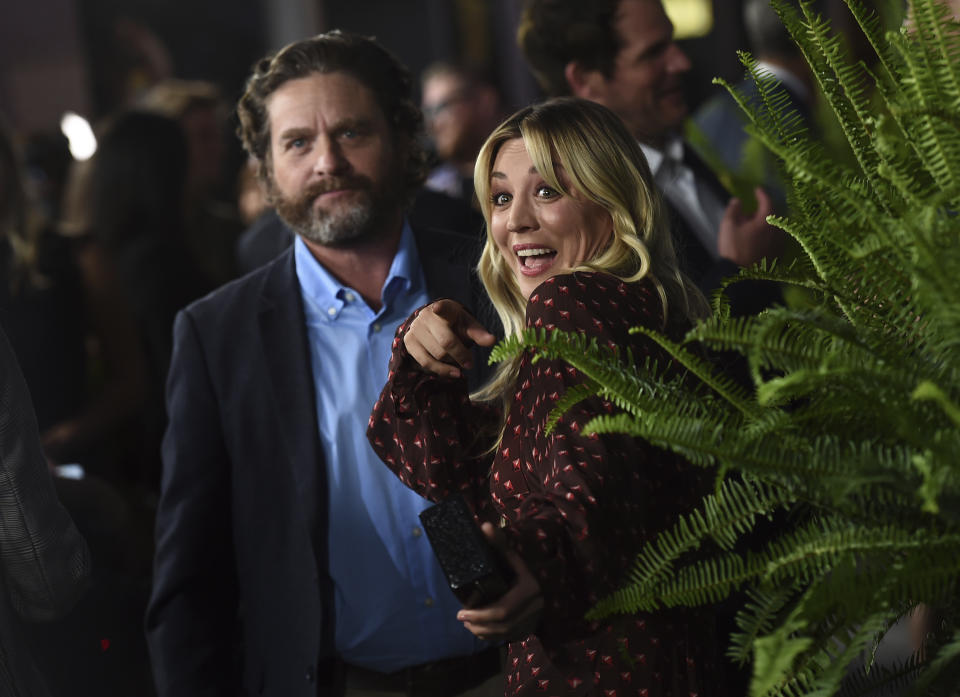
[1,0,754,134]
[0,0,889,197]
[0,1,896,695]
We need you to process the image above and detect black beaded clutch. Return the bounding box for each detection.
[419,495,515,608]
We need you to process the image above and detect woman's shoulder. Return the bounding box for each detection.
[524,271,664,333]
[528,270,658,299]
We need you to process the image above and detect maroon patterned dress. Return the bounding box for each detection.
[368,272,720,697]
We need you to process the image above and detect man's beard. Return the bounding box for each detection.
[272,173,398,247]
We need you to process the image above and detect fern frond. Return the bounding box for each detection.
[729,584,806,666]
[912,381,960,428]
[838,651,925,697]
[543,382,600,434]
[632,324,761,418]
[780,0,897,210]
[908,627,960,697]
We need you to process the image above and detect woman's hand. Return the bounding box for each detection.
[457,522,543,642]
[404,300,496,379]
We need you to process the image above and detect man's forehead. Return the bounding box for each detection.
[423,73,466,100]
[266,71,384,127]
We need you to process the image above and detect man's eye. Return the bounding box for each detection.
[340,129,360,140]
[289,137,307,150]
[491,192,511,206]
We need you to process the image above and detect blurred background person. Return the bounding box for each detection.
[138,79,244,287]
[692,0,820,212]
[27,110,192,697]
[421,62,505,206]
[22,130,73,223]
[0,118,91,466]
[0,325,91,697]
[86,109,212,491]
[236,155,269,227]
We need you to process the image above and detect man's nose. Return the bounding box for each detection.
[666,43,692,74]
[312,136,348,176]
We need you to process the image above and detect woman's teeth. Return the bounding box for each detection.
[517,248,557,268]
[517,247,553,257]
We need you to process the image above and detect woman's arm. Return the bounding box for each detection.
[368,300,499,515]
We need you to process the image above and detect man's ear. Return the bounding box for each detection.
[564,61,606,100]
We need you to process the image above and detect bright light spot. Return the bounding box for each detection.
[60,112,97,161]
[664,0,714,39]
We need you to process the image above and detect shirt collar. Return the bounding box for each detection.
[382,219,422,306]
[639,135,685,177]
[294,218,421,320]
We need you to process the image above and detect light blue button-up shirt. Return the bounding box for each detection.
[294,225,485,671]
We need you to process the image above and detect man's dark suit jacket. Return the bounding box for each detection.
[146,226,493,697]
[665,144,780,317]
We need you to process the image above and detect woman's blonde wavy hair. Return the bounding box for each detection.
[472,97,706,404]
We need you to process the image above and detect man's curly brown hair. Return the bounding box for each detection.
[236,30,428,206]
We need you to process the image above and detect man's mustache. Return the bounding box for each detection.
[301,175,373,200]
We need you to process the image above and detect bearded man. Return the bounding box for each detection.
[145,31,501,697]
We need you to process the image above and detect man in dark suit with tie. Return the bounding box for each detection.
[146,31,502,697]
[519,0,784,311]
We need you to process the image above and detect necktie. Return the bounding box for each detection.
[657,147,728,260]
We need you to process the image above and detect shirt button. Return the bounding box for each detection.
[412,526,422,538]
[424,596,434,607]
[372,323,382,333]
[327,307,337,317]
[344,292,355,303]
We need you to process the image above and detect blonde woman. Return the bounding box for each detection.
[368,98,719,696]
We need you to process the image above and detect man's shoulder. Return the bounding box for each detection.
[182,247,295,327]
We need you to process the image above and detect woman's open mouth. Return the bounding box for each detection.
[516,246,558,276]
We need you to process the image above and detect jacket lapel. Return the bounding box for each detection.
[257,250,328,565]
[416,227,476,309]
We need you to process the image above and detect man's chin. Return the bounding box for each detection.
[294,206,380,248]
[661,94,689,124]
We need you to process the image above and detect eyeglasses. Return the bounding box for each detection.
[421,92,469,121]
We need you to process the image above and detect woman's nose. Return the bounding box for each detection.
[507,197,537,233]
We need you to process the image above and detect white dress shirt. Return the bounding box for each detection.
[640,136,727,260]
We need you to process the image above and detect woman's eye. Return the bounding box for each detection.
[536,186,558,199]
[491,192,511,206]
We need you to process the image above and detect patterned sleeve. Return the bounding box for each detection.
[367,304,501,518]
[502,273,676,646]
